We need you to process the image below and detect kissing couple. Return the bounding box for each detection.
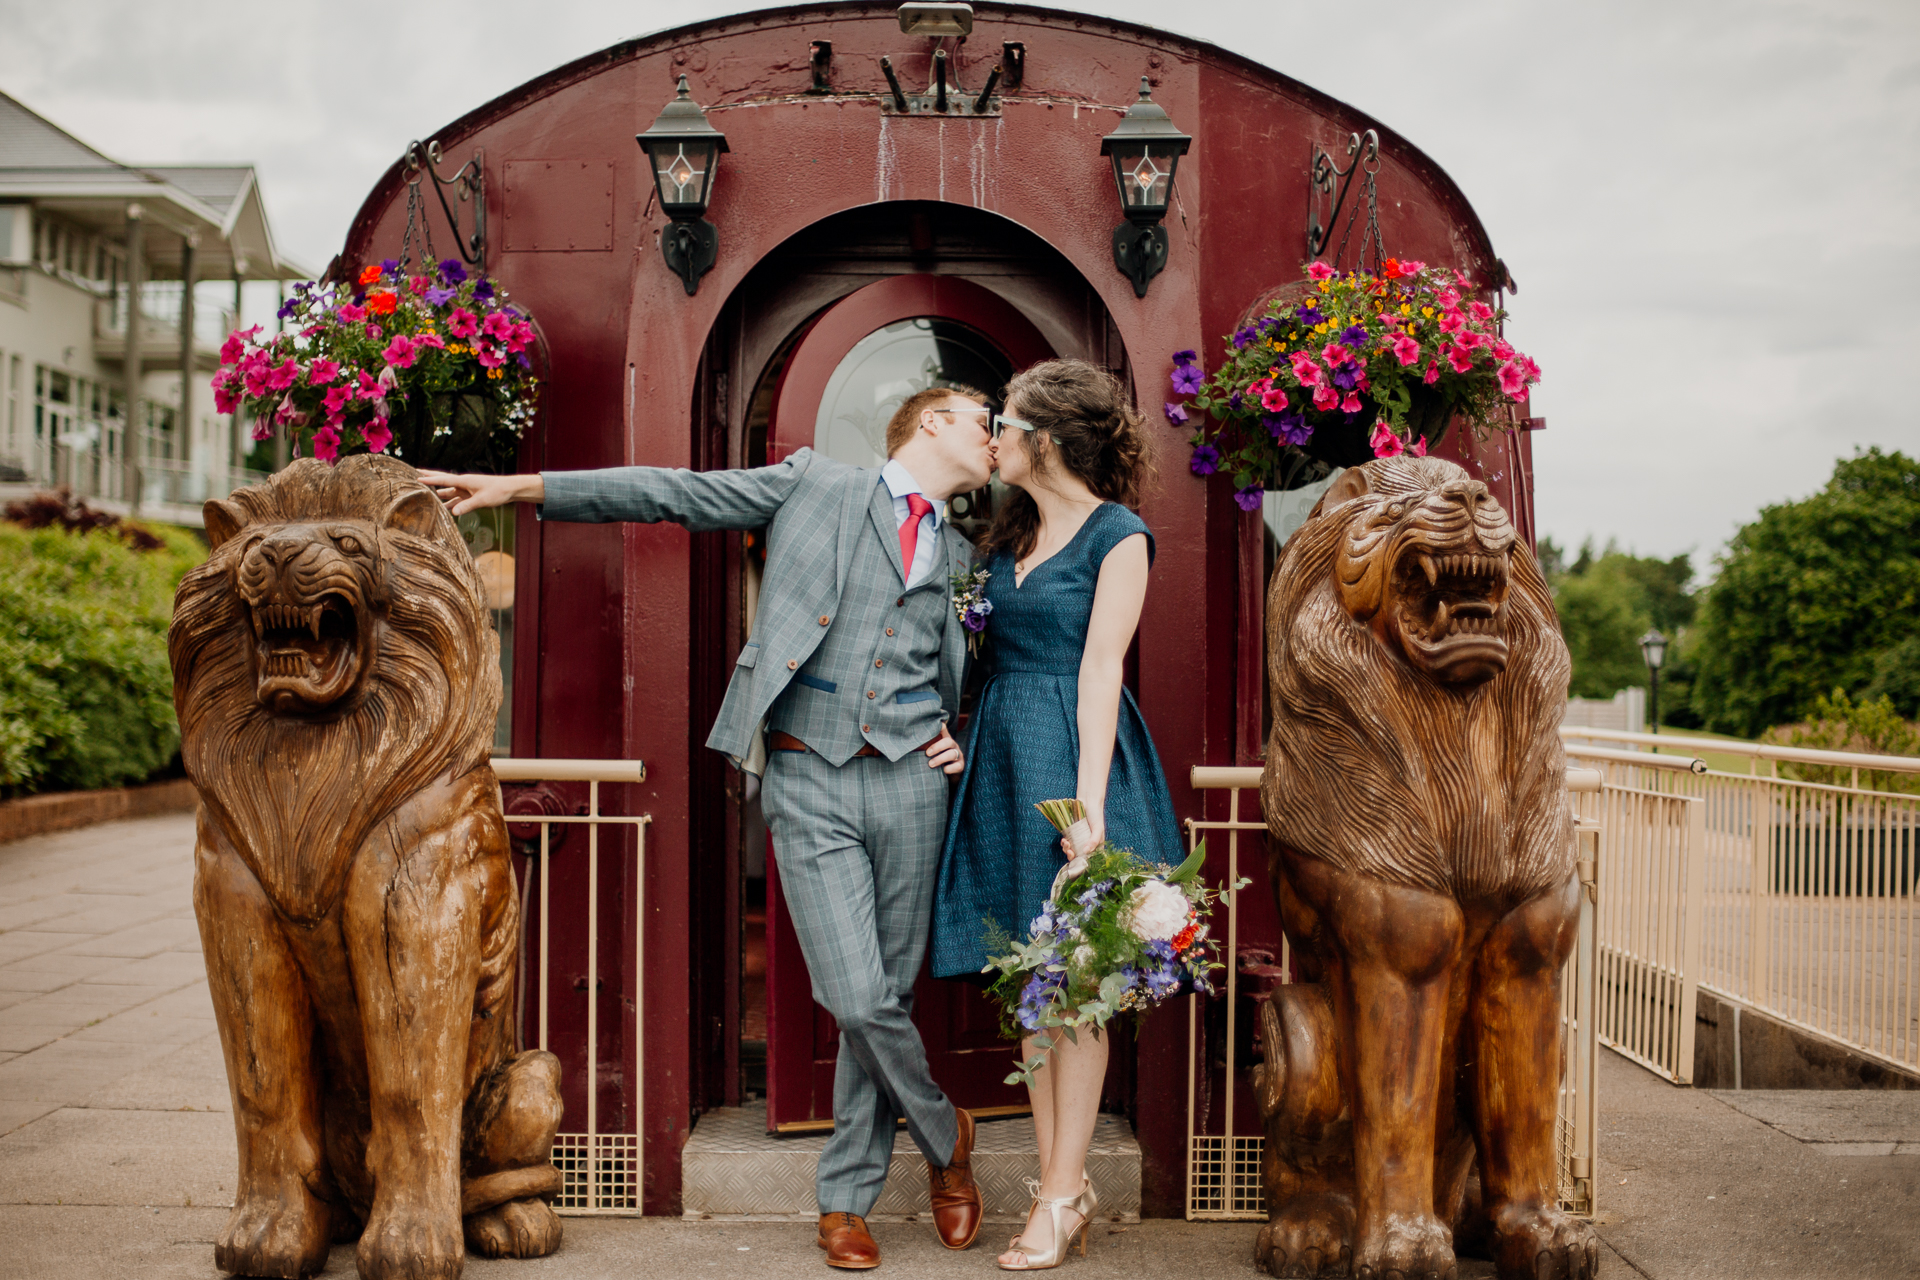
[422,357,1183,1271]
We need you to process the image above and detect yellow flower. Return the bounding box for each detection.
[1400,303,1411,314]
[1420,307,1433,317]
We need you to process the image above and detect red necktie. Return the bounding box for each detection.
[898,493,933,584]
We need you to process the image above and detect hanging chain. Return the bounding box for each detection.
[398,178,419,273]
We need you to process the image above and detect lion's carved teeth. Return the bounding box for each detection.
[310,606,323,640]
[1435,600,1452,636]
[1418,552,1437,587]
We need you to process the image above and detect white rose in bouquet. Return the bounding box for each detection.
[1121,880,1190,942]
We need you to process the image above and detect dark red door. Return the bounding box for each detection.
[763,274,1053,1129]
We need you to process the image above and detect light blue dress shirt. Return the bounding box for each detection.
[880,458,946,589]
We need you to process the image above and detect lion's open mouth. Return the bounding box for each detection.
[250,593,364,712]
[1391,544,1511,684]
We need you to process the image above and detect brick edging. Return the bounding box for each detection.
[0,777,198,844]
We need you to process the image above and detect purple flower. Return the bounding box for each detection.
[1231,327,1257,350]
[964,610,988,633]
[1257,316,1284,335]
[518,352,532,369]
[1234,485,1264,512]
[424,285,456,306]
[1330,363,1361,391]
[1170,364,1204,395]
[379,258,399,275]
[1275,410,1313,446]
[438,258,468,285]
[1189,444,1221,476]
[1164,401,1189,426]
[1295,303,1324,326]
[1171,348,1197,365]
[1227,391,1245,411]
[275,297,298,320]
[473,278,494,300]
[1339,325,1367,345]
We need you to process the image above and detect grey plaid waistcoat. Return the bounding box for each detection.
[766,481,950,764]
[537,447,972,770]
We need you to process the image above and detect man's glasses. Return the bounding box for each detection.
[989,413,1034,440]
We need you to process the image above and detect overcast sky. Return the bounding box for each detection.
[4,0,1914,573]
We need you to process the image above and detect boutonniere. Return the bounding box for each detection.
[949,564,993,657]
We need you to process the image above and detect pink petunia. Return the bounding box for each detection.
[1308,262,1336,281]
[323,385,353,416]
[1369,422,1405,459]
[414,331,446,351]
[1261,385,1290,412]
[1248,375,1274,398]
[377,366,398,393]
[249,417,275,442]
[1410,436,1428,457]
[243,368,270,398]
[266,359,299,392]
[1470,301,1493,322]
[1437,287,1461,310]
[311,424,341,465]
[1422,362,1441,386]
[219,325,260,366]
[508,320,535,353]
[1400,260,1426,274]
[481,311,514,340]
[1312,385,1340,411]
[1497,362,1528,398]
[337,302,366,323]
[1289,351,1324,387]
[1446,344,1476,374]
[1322,342,1352,367]
[213,384,240,415]
[365,323,383,340]
[1340,391,1362,414]
[447,308,479,339]
[274,394,304,426]
[1521,355,1542,381]
[1390,334,1421,366]
[475,344,505,369]
[1492,339,1515,360]
[383,335,418,369]
[362,417,393,454]
[307,358,341,385]
[1436,311,1464,336]
[409,275,430,296]
[356,371,385,404]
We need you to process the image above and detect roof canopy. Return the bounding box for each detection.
[0,91,310,281]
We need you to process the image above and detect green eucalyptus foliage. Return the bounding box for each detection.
[0,521,205,795]
[1690,449,1920,737]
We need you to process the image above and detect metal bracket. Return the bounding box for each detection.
[1112,221,1169,298]
[878,50,1001,116]
[403,140,485,266]
[662,219,718,296]
[1306,128,1379,262]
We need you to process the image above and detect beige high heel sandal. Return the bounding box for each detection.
[999,1177,1097,1271]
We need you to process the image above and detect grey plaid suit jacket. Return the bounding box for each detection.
[540,447,974,769]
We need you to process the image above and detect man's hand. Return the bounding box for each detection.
[415,470,543,516]
[924,723,964,775]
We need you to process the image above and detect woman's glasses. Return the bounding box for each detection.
[989,413,1034,440]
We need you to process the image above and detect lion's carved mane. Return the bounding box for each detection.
[1260,455,1572,901]
[169,455,499,923]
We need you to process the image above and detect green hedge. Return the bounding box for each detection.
[0,520,205,795]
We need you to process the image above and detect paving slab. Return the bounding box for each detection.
[85,1034,229,1112]
[0,1106,235,1208]
[1709,1087,1920,1145]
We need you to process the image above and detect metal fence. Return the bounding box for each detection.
[491,757,651,1215]
[1182,766,1600,1221]
[1562,728,1920,1077]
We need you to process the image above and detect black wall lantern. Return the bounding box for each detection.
[636,76,730,295]
[1100,78,1191,297]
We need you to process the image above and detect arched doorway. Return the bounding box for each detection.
[684,201,1129,1129]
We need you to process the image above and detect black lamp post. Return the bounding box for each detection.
[636,76,730,296]
[1099,78,1191,298]
[1639,628,1668,735]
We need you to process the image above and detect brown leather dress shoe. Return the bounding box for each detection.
[817,1212,880,1270]
[928,1105,983,1249]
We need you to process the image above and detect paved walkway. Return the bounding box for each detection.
[2,814,1918,1278]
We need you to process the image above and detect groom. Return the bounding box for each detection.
[420,385,994,1269]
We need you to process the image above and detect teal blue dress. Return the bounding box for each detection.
[931,502,1184,980]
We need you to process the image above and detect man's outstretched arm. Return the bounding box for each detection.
[419,451,814,532]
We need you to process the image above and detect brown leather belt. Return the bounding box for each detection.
[769,729,940,758]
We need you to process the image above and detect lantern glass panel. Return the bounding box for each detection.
[651,141,716,213]
[1108,143,1176,216]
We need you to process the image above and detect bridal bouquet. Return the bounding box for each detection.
[983,799,1241,1085]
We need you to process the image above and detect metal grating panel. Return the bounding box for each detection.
[1187,1134,1263,1219]
[552,1132,641,1214]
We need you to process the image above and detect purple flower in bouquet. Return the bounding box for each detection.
[1330,362,1361,392]
[1189,444,1221,476]
[1227,391,1244,412]
[438,258,468,285]
[1295,302,1324,326]
[1171,348,1197,366]
[424,285,456,307]
[1164,401,1189,426]
[1274,410,1312,446]
[1234,485,1264,512]
[1339,324,1368,346]
[1231,326,1257,350]
[474,278,495,300]
[1169,363,1204,395]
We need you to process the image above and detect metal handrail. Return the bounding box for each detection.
[1559,725,1920,775]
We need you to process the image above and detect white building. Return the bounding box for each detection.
[0,90,307,525]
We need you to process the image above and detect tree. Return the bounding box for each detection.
[1541,537,1699,713]
[1690,449,1920,737]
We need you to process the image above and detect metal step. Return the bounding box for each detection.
[682,1108,1142,1222]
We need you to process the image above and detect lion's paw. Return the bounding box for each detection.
[1353,1211,1456,1280]
[1488,1204,1597,1280]
[356,1203,463,1280]
[1257,1192,1354,1277]
[215,1181,331,1279]
[465,1196,562,1259]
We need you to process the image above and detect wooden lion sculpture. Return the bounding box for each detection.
[169,455,563,1280]
[1256,456,1595,1280]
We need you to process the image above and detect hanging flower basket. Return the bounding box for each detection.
[1169,259,1539,504]
[213,258,540,472]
